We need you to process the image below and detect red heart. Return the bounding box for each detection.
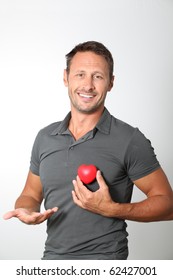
[77,164,97,184]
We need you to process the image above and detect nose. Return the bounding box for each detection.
[82,76,95,92]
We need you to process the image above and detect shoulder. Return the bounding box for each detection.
[37,111,71,137]
[39,121,62,135]
[110,114,138,139]
[33,121,62,146]
[110,116,152,152]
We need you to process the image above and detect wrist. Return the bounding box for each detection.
[104,201,120,218]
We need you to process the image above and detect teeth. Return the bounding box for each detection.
[79,93,94,98]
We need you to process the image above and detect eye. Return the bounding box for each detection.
[75,73,85,78]
[93,74,103,80]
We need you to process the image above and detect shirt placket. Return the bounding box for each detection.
[67,131,96,166]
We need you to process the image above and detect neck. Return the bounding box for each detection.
[69,107,104,140]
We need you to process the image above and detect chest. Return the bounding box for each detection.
[39,133,126,188]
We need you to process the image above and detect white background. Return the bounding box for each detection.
[0,0,173,260]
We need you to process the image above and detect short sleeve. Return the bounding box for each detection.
[125,128,160,181]
[29,131,41,176]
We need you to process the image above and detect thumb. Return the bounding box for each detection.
[96,170,108,189]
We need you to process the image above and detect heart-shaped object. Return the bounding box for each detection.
[77,164,97,184]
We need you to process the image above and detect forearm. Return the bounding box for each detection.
[108,195,173,222]
[72,169,173,222]
[15,195,41,213]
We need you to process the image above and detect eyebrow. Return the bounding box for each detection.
[74,70,105,75]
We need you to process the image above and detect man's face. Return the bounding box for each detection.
[64,51,114,114]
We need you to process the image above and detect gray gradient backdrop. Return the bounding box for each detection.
[0,0,173,259]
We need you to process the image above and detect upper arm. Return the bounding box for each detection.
[133,167,173,198]
[20,170,43,204]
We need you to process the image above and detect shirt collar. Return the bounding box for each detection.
[51,112,71,135]
[96,107,112,134]
[51,107,112,136]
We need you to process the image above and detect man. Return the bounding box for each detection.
[4,41,173,260]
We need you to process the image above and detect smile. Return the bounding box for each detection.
[78,93,95,99]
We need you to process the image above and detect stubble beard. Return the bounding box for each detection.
[69,91,106,115]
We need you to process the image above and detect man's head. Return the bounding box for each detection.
[64,41,114,114]
[65,41,114,81]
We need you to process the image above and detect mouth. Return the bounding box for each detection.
[78,92,96,100]
[79,93,94,98]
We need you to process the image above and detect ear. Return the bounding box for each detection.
[63,69,68,87]
[108,75,115,92]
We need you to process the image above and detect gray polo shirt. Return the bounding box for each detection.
[30,107,160,259]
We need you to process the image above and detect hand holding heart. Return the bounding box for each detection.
[72,170,115,217]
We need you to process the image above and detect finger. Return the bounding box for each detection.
[71,189,78,202]
[43,208,58,218]
[43,207,58,215]
[3,211,17,220]
[73,177,91,203]
[24,212,49,225]
[76,176,92,195]
[35,207,59,224]
[76,175,85,189]
[51,207,58,212]
[72,179,82,200]
[96,170,108,189]
[72,190,84,208]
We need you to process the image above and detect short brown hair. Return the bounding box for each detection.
[65,41,114,80]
